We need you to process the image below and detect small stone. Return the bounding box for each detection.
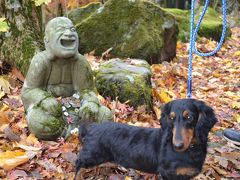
[65,103,71,108]
[64,112,69,116]
[73,93,80,99]
[70,128,79,135]
[62,106,66,111]
[70,100,81,108]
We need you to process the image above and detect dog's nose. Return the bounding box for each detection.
[174,142,184,150]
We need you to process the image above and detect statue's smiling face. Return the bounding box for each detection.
[45,17,79,58]
[57,26,77,50]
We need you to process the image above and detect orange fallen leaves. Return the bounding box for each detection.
[25,133,40,146]
[152,88,172,103]
[0,112,9,126]
[0,150,37,170]
[67,0,79,9]
[125,176,132,180]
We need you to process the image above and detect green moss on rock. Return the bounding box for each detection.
[27,107,66,140]
[95,58,152,110]
[164,7,231,41]
[73,0,178,64]
[68,2,102,25]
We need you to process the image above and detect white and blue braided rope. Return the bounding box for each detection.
[187,0,227,98]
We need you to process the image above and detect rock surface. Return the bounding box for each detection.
[95,58,152,110]
[68,2,101,25]
[71,0,178,64]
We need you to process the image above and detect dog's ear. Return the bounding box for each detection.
[194,100,217,143]
[160,101,172,129]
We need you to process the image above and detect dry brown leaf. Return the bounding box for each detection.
[11,67,25,82]
[232,114,240,123]
[125,176,132,180]
[200,86,217,92]
[25,133,40,146]
[232,102,240,109]
[212,72,221,78]
[0,150,37,170]
[0,76,11,94]
[0,91,4,99]
[220,152,240,160]
[211,169,221,180]
[7,169,28,179]
[0,112,9,126]
[67,0,79,9]
[14,142,42,151]
[233,51,240,56]
[0,103,10,111]
[3,127,20,141]
[151,64,162,73]
[210,165,228,176]
[214,156,229,169]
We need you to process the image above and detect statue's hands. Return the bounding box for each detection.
[41,97,62,116]
[79,91,113,122]
[98,105,113,122]
[79,101,99,121]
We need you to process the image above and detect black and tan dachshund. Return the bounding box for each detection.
[75,99,217,180]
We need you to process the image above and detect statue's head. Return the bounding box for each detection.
[44,17,79,58]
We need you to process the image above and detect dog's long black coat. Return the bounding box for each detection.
[75,99,217,180]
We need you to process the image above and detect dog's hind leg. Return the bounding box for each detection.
[74,169,83,180]
[74,157,85,180]
[74,148,110,179]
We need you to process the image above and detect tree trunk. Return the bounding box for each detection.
[176,0,186,9]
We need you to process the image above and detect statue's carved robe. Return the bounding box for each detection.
[21,51,95,110]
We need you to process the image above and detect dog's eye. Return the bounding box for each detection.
[186,115,193,120]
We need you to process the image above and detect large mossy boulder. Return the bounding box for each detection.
[95,58,152,110]
[68,2,102,25]
[71,0,178,64]
[164,7,231,41]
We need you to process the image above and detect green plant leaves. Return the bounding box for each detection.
[0,18,9,32]
[32,0,52,6]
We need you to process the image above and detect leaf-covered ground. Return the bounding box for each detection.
[0,28,239,180]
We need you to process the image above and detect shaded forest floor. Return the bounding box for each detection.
[0,28,239,179]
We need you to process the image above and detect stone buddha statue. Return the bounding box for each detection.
[21,17,112,140]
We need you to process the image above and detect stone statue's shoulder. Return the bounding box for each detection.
[31,51,51,66]
[77,53,87,61]
[76,53,90,65]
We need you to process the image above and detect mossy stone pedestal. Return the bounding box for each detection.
[95,58,152,110]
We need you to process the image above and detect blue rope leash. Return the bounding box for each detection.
[187,0,227,98]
